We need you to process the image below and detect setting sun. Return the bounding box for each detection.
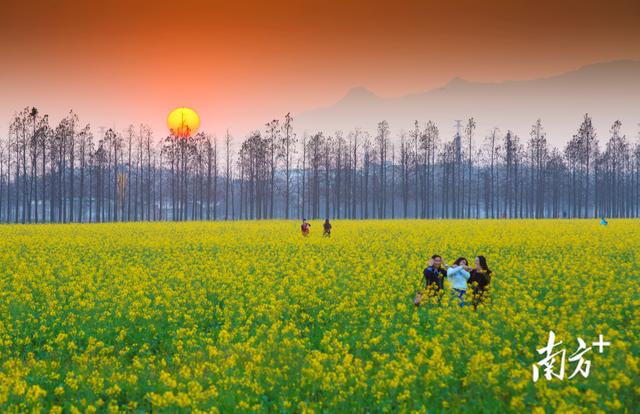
[167,107,200,138]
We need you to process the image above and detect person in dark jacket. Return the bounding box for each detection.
[415,255,448,306]
[424,255,448,292]
[468,255,492,310]
[323,219,332,237]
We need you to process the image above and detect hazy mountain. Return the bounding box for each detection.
[295,60,640,146]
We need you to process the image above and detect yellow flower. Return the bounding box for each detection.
[0,220,636,412]
[25,385,47,403]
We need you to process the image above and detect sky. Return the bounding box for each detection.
[2,0,639,139]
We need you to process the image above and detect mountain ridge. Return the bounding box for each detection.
[294,60,640,143]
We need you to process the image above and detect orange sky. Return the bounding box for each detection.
[2,0,639,138]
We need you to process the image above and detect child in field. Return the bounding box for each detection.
[323,219,332,237]
[468,255,492,310]
[447,257,471,307]
[301,219,311,236]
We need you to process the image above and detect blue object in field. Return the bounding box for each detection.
[600,217,608,225]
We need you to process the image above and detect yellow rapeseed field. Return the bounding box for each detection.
[0,220,638,413]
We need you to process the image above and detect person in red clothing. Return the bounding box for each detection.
[301,219,311,236]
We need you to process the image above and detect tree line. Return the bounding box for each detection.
[1,107,639,223]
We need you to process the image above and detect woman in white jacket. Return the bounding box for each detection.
[447,257,471,307]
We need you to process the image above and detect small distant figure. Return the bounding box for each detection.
[323,219,332,237]
[301,219,311,236]
[600,216,608,226]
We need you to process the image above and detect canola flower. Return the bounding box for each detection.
[0,220,637,413]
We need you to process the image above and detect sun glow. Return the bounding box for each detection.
[167,107,200,138]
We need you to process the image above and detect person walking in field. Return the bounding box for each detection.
[323,219,332,237]
[468,255,492,310]
[447,257,471,307]
[301,219,311,236]
[414,255,448,306]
